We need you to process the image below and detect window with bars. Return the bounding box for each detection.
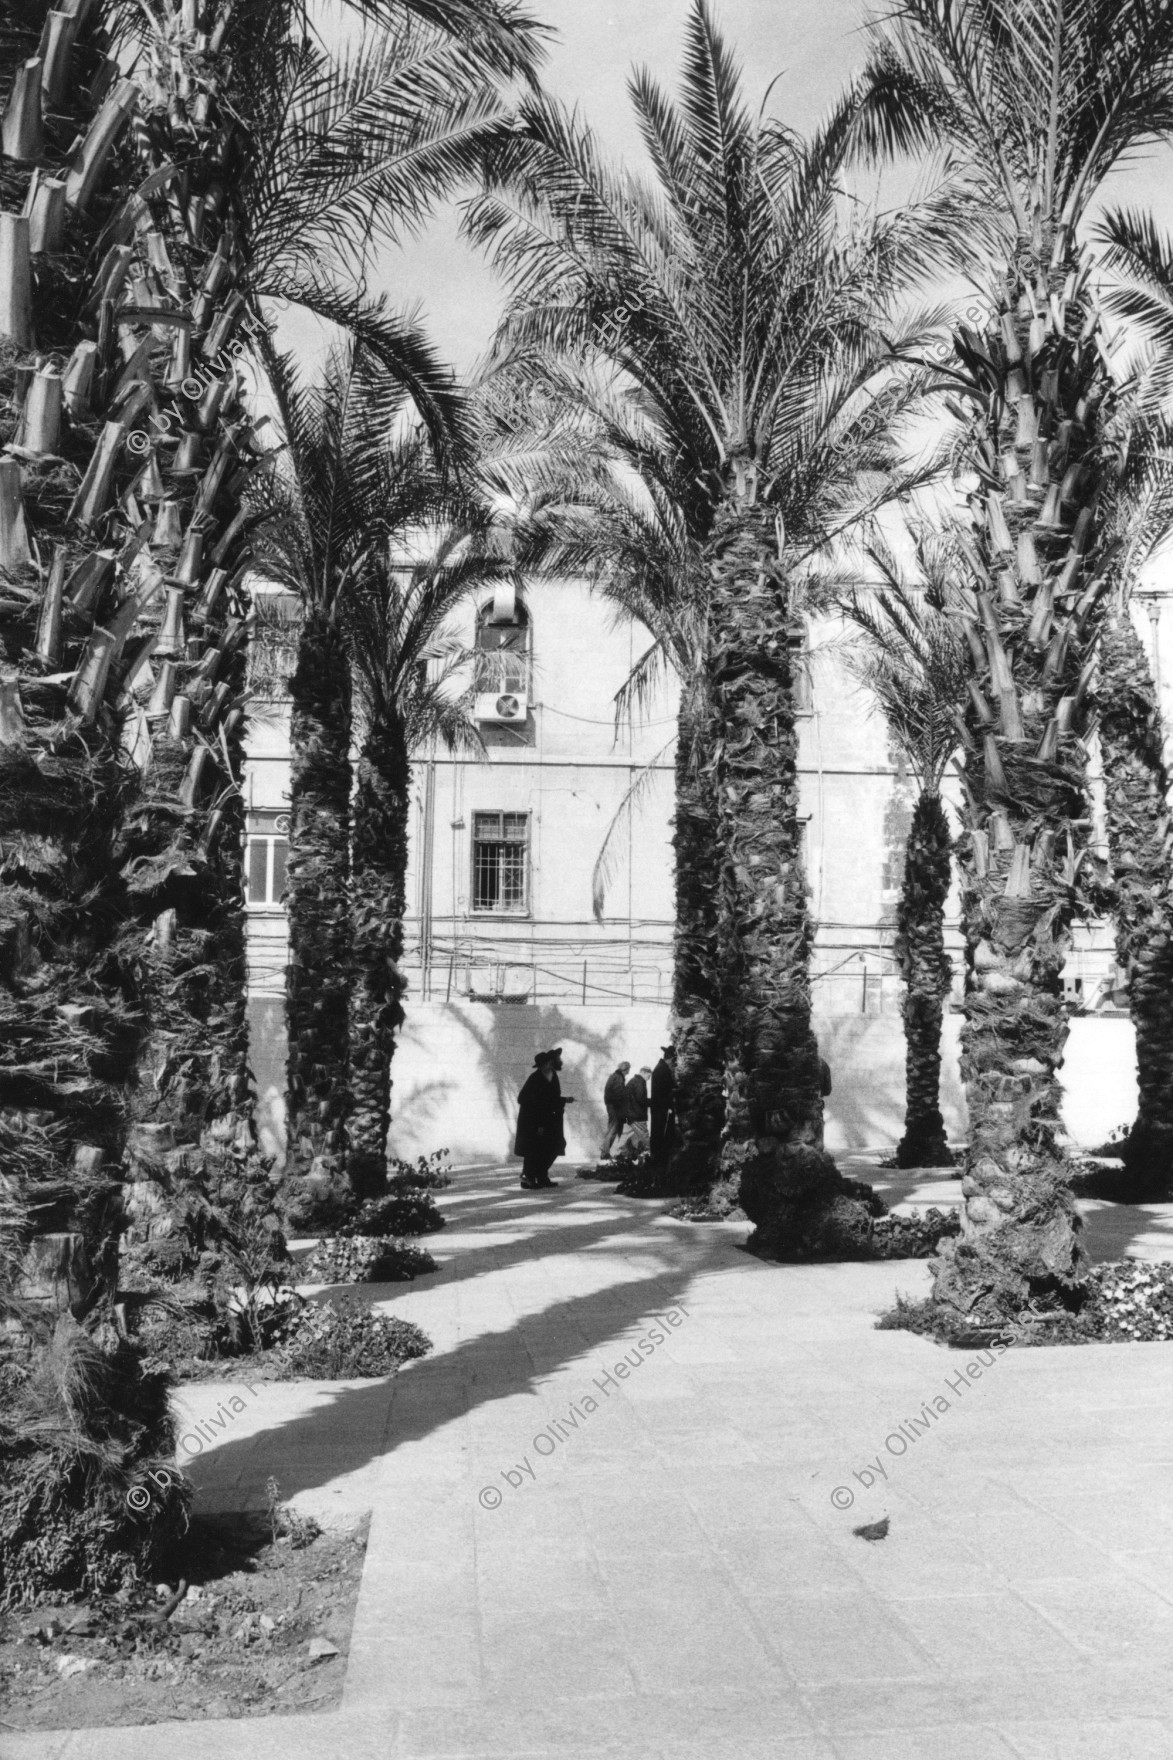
[246,812,289,907]
[472,811,529,914]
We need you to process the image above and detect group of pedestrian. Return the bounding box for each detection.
[600,1045,676,1167]
[512,1042,678,1191]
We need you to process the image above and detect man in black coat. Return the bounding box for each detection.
[649,1045,676,1164]
[600,1060,631,1160]
[514,1049,573,1189]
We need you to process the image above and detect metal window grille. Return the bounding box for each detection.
[472,811,529,913]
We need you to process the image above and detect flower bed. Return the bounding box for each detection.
[1085,1259,1173,1341]
[300,1236,436,1285]
[269,1301,431,1378]
[879,1257,1173,1347]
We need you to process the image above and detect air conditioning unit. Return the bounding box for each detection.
[474,691,527,725]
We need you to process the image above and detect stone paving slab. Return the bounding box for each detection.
[8,1160,1173,1760]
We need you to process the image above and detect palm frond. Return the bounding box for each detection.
[590,743,673,922]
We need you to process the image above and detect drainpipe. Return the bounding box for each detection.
[420,756,436,999]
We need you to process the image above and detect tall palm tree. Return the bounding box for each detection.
[468,1,950,1250]
[112,0,541,1230]
[254,339,470,1212]
[845,526,969,1169]
[476,357,726,1187]
[1091,219,1173,1195]
[856,0,1173,1323]
[0,0,540,1599]
[344,526,492,1192]
[0,0,255,1597]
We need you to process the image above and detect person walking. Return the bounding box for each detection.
[619,1065,651,1161]
[600,1060,631,1161]
[514,1050,567,1189]
[650,1044,676,1164]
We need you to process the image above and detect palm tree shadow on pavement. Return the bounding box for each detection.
[179,1179,738,1508]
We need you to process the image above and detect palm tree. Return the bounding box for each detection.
[529,473,725,1187]
[254,338,472,1212]
[0,0,540,1599]
[856,0,1173,1323]
[468,1,949,1250]
[475,358,725,1186]
[344,527,491,1192]
[1091,218,1173,1195]
[112,0,542,1229]
[845,526,969,1169]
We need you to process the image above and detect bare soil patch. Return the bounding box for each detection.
[0,1511,368,1728]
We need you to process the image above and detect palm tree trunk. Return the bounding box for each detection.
[111,9,275,1250]
[667,672,724,1186]
[706,501,876,1254]
[1099,607,1173,1196]
[348,723,410,1197]
[284,606,352,1211]
[931,266,1104,1323]
[0,0,193,1600]
[0,0,143,1324]
[895,791,955,1168]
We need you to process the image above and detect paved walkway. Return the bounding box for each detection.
[12,1163,1173,1760]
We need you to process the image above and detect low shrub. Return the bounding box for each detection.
[295,1159,451,1239]
[300,1235,437,1284]
[341,1189,444,1239]
[268,1299,432,1378]
[387,1151,452,1191]
[0,1322,191,1607]
[877,1259,1173,1348]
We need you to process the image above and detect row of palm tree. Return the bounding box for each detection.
[11,0,1173,1595]
[255,339,506,1211]
[0,0,541,1599]
[466,0,1173,1312]
[465,3,967,1254]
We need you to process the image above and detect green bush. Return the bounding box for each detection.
[269,1298,432,1378]
[340,1188,444,1239]
[300,1235,437,1284]
[0,1323,191,1607]
[387,1151,452,1191]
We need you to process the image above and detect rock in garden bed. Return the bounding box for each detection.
[0,1503,369,1729]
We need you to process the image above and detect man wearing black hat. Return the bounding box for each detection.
[650,1044,676,1165]
[514,1048,574,1189]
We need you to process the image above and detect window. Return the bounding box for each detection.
[246,811,289,907]
[474,592,531,697]
[472,811,529,913]
[790,621,813,714]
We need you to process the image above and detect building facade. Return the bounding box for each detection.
[244,575,1146,1168]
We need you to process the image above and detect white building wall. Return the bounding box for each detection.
[243,577,1141,1169]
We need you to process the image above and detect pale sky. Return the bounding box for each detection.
[378,0,873,373]
[305,0,1173,379]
